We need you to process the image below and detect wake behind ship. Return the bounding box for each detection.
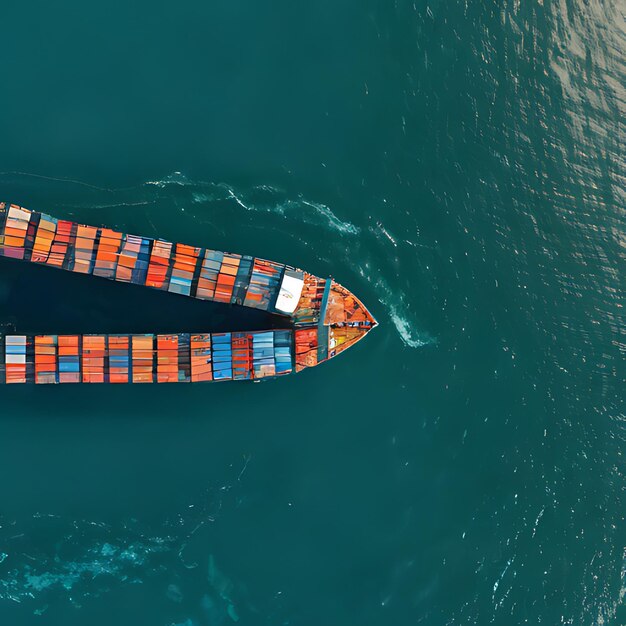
[0,203,377,384]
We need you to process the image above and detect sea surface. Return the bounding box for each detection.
[0,1,624,625]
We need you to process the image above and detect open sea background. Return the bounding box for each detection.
[0,1,624,625]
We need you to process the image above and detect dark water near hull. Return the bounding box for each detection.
[0,2,624,625]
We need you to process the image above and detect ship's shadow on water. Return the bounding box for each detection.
[0,257,289,336]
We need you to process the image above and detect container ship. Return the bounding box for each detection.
[0,203,377,384]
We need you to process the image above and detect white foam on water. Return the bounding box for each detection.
[298,199,360,235]
[370,222,398,247]
[0,537,172,604]
[388,305,434,349]
[191,182,360,236]
[144,172,194,187]
[353,264,434,349]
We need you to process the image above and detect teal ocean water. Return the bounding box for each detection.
[0,2,624,625]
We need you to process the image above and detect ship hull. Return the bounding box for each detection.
[0,203,376,384]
